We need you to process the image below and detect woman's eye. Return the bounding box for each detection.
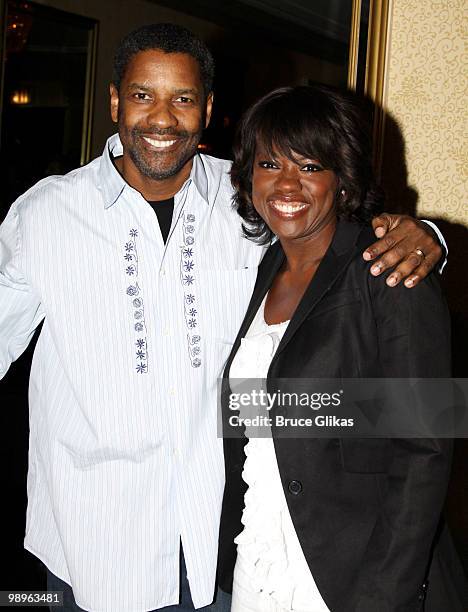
[302,163,323,172]
[258,161,278,169]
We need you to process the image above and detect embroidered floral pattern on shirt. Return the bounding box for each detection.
[123,228,149,373]
[180,213,201,368]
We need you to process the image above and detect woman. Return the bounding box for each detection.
[217,85,465,611]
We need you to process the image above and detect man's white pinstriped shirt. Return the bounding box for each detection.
[0,135,262,611]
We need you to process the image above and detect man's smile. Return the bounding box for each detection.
[141,136,179,149]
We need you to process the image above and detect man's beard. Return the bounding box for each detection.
[125,126,202,181]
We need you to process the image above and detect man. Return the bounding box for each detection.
[0,23,445,612]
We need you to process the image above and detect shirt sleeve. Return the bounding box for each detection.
[421,219,448,272]
[0,205,45,379]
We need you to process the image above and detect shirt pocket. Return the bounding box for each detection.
[197,267,258,344]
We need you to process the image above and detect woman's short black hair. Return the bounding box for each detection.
[112,23,215,98]
[231,84,384,244]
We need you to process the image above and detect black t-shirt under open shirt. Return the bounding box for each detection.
[147,197,174,244]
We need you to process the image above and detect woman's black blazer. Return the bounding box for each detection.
[217,220,466,611]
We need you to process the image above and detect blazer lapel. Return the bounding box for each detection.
[275,220,365,357]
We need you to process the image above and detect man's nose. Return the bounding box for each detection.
[147,101,178,130]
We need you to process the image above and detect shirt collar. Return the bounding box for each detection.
[99,134,210,209]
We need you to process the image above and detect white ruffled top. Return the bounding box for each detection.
[230,295,330,611]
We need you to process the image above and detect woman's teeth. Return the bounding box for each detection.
[271,201,307,213]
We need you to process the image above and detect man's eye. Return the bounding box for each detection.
[133,92,151,101]
[175,96,193,104]
[258,161,278,169]
[302,163,323,172]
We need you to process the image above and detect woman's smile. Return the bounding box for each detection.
[268,199,309,217]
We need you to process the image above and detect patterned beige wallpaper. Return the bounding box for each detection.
[382,0,467,224]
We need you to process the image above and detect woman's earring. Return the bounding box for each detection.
[340,189,346,197]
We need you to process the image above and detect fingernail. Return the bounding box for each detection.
[405,277,416,287]
[375,227,385,238]
[363,251,372,261]
[371,264,382,275]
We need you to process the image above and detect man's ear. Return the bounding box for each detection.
[110,84,119,124]
[205,92,214,129]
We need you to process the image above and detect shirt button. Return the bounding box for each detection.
[169,388,175,396]
[287,480,303,495]
[164,328,171,337]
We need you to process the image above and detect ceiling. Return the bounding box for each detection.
[147,0,364,63]
[237,0,353,43]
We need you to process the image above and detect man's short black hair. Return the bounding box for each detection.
[112,23,215,97]
[231,84,384,245]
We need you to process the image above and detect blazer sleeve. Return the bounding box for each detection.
[355,271,453,612]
